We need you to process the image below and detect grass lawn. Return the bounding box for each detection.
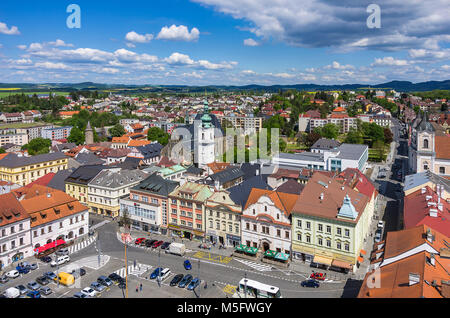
[0,122,55,129]
[0,91,70,97]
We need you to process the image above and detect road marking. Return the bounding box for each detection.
[192,251,232,264]
[223,284,237,295]
[57,291,70,298]
[234,259,273,272]
[115,263,152,278]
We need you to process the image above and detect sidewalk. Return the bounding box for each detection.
[118,227,235,258]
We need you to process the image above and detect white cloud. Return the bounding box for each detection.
[156,25,200,42]
[126,42,136,48]
[182,71,203,79]
[97,67,120,74]
[324,61,354,70]
[113,48,158,64]
[34,62,69,70]
[28,43,44,51]
[372,57,409,66]
[125,31,154,43]
[0,22,20,35]
[243,38,259,46]
[164,52,195,65]
[241,70,256,75]
[441,65,450,70]
[48,39,74,47]
[17,45,27,50]
[197,59,235,70]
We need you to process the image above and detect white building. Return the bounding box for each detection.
[41,126,73,141]
[196,100,215,169]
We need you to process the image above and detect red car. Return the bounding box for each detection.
[134,238,145,245]
[152,240,164,248]
[310,272,326,281]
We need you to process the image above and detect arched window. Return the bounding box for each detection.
[423,138,429,149]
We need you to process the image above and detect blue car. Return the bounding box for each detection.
[44,272,57,281]
[301,279,320,288]
[183,260,192,270]
[16,266,30,274]
[149,267,163,280]
[187,277,200,291]
[178,274,193,288]
[26,290,41,298]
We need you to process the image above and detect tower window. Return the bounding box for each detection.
[423,138,429,149]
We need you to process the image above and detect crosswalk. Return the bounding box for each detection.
[68,236,96,254]
[234,259,273,272]
[115,263,152,278]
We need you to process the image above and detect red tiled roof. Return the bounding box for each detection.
[24,173,56,188]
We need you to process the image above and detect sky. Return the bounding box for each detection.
[0,0,449,85]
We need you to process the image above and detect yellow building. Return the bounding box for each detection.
[0,152,68,186]
[204,190,242,247]
[65,165,108,205]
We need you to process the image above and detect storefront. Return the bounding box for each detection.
[193,230,204,241]
[312,255,333,269]
[12,252,24,262]
[226,234,241,247]
[207,230,218,244]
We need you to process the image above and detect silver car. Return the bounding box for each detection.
[40,286,52,296]
[90,282,106,293]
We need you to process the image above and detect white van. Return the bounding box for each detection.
[50,255,70,267]
[4,287,20,298]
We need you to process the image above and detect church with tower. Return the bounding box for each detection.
[196,98,216,169]
[409,112,450,177]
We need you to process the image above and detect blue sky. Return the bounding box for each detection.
[0,0,449,85]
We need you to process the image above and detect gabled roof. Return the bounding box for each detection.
[0,192,28,226]
[206,166,244,184]
[0,152,67,168]
[244,188,299,218]
[336,168,377,199]
[228,174,271,207]
[276,179,305,195]
[90,169,148,189]
[132,173,179,197]
[65,165,109,185]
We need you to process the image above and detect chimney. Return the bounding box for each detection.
[47,193,51,198]
[429,209,438,218]
[421,187,426,194]
[427,229,434,243]
[319,193,324,201]
[409,273,420,286]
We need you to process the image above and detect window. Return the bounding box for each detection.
[264,206,267,212]
[345,243,350,251]
[337,242,341,250]
[318,224,323,232]
[326,225,331,233]
[440,167,445,174]
[306,235,311,243]
[297,220,302,228]
[10,226,15,234]
[306,222,311,230]
[19,223,23,231]
[285,231,289,239]
[326,239,331,247]
[41,228,45,235]
[318,238,323,245]
[60,222,63,229]
[253,224,257,232]
[277,229,281,237]
[337,227,341,235]
[48,226,52,233]
[246,223,250,230]
[235,225,239,233]
[345,229,350,237]
[297,233,302,241]
[423,138,429,149]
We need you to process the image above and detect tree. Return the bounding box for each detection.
[147,127,169,146]
[68,127,85,145]
[317,123,340,139]
[21,138,51,155]
[109,123,126,137]
[384,128,393,144]
[345,129,364,144]
[119,208,132,229]
[0,148,5,154]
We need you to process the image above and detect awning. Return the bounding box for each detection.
[331,259,353,269]
[313,255,333,266]
[56,239,66,246]
[360,249,367,256]
[274,252,289,261]
[357,256,364,263]
[235,244,247,252]
[264,250,277,258]
[246,247,258,255]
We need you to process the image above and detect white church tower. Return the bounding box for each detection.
[197,97,215,169]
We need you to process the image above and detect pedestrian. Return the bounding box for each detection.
[136,285,138,293]
[140,283,142,291]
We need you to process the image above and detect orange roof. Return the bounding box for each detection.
[0,192,29,227]
[131,123,143,130]
[333,107,346,112]
[244,188,299,218]
[128,139,151,147]
[435,136,450,159]
[14,185,87,228]
[207,162,231,174]
[0,153,10,161]
[59,111,79,116]
[112,136,130,144]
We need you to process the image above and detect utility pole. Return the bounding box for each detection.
[158,248,161,288]
[244,272,247,299]
[124,239,128,298]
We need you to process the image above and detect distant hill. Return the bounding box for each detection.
[0,79,449,93]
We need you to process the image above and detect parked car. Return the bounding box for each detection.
[6,270,19,279]
[50,255,70,267]
[160,242,171,250]
[145,239,157,247]
[15,265,30,274]
[90,281,106,293]
[170,274,184,287]
[36,276,50,286]
[134,238,145,245]
[310,272,326,281]
[40,256,52,263]
[178,274,193,288]
[73,292,89,298]
[39,286,52,296]
[158,268,171,281]
[26,290,41,298]
[56,248,69,256]
[44,272,57,281]
[150,267,163,280]
[301,279,320,288]
[183,260,192,270]
[374,230,382,243]
[0,275,9,283]
[377,221,385,229]
[198,243,211,250]
[152,240,164,248]
[27,281,40,291]
[16,285,28,295]
[97,275,113,287]
[108,273,123,283]
[70,268,86,278]
[30,263,38,270]
[81,287,97,297]
[187,277,200,291]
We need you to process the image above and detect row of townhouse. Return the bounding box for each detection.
[0,185,88,269]
[299,113,391,133]
[0,111,41,124]
[117,167,376,272]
